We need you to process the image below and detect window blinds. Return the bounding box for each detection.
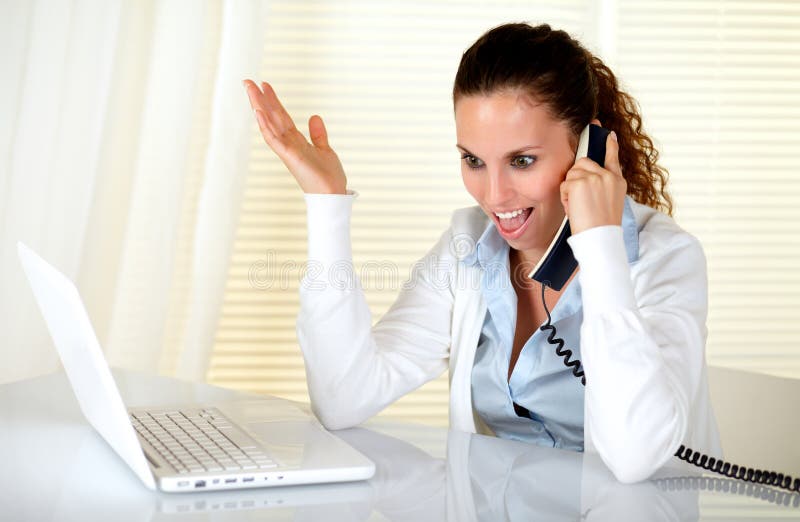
[614,0,800,377]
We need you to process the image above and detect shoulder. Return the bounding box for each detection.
[630,199,705,264]
[624,200,708,308]
[628,200,708,302]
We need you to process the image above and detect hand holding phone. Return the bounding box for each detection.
[560,125,626,236]
[529,123,622,290]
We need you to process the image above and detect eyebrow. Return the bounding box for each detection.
[455,144,543,158]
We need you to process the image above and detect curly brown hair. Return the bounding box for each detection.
[453,22,673,215]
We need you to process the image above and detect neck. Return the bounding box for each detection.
[509,248,545,290]
[510,246,549,270]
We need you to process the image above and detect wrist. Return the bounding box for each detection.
[304,187,348,195]
[569,214,623,236]
[302,179,347,195]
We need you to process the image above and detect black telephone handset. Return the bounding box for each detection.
[527,123,800,494]
[528,123,611,291]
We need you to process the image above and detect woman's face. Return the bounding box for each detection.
[455,91,577,259]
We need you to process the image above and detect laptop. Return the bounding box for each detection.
[17,242,375,493]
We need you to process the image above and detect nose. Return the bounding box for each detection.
[485,168,515,207]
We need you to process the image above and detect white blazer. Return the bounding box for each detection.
[296,191,722,483]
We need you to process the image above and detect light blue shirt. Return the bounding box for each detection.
[465,197,640,451]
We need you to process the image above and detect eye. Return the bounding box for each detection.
[461,154,484,169]
[511,156,535,169]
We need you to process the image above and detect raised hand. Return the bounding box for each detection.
[243,79,347,194]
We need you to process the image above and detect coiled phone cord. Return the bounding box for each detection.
[653,475,800,508]
[538,281,800,494]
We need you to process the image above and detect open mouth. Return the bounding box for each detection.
[493,207,534,239]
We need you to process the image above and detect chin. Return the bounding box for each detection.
[505,223,556,262]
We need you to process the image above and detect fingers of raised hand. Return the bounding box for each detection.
[258,81,297,135]
[243,80,310,157]
[243,80,297,135]
[308,115,330,151]
[243,79,269,117]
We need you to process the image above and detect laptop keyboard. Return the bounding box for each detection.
[130,407,277,474]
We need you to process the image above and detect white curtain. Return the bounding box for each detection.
[0,0,267,384]
[175,0,269,381]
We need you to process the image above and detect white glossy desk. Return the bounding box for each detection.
[0,367,798,521]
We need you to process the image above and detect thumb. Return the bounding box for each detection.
[308,114,330,150]
[605,130,622,177]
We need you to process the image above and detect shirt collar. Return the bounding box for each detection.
[462,196,640,268]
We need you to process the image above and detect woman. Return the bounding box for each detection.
[243,22,721,483]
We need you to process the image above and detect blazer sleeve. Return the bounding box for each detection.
[296,191,454,430]
[567,221,709,483]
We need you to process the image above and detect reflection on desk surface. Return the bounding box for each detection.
[1,369,798,521]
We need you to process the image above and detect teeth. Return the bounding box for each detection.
[495,208,526,219]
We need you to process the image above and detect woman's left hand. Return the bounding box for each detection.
[559,127,627,235]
